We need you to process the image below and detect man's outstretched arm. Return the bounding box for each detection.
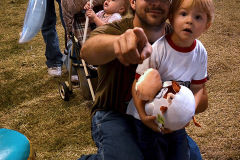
[81,34,118,65]
[80,28,152,66]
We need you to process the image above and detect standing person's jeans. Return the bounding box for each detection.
[41,0,65,68]
[79,111,144,160]
[80,110,203,160]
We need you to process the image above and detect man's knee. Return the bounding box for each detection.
[91,111,144,160]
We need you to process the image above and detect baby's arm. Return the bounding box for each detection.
[85,10,106,27]
[190,83,205,112]
[132,79,160,132]
[92,15,106,27]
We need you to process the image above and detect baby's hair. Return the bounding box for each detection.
[170,0,215,24]
[121,0,131,16]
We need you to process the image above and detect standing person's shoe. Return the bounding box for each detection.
[48,67,61,77]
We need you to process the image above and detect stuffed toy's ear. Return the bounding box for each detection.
[172,81,181,93]
[136,68,162,101]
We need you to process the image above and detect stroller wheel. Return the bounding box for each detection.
[59,81,70,101]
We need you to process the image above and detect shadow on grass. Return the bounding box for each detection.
[0,67,83,111]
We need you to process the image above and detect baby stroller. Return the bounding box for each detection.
[59,10,98,101]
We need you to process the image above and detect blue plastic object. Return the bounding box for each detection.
[19,0,46,43]
[0,128,30,160]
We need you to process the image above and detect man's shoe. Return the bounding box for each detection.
[48,67,61,77]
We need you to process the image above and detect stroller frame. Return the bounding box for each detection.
[59,0,98,102]
[59,33,97,101]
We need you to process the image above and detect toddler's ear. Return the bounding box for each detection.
[204,22,211,32]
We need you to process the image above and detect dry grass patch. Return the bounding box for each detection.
[0,0,239,159]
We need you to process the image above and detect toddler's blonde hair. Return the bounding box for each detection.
[170,0,215,24]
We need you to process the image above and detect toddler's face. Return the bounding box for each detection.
[171,0,210,45]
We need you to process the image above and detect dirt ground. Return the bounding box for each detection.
[0,0,239,159]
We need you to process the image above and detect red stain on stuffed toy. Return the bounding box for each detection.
[160,106,168,114]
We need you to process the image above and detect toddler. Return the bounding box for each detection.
[127,0,215,159]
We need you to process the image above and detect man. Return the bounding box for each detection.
[80,0,207,159]
[41,0,66,77]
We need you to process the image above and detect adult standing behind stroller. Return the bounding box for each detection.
[41,0,66,77]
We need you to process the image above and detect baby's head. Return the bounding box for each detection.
[103,0,130,16]
[170,0,215,24]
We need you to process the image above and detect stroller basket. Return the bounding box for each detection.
[59,33,98,101]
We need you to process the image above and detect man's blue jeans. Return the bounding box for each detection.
[79,111,202,160]
[188,135,202,160]
[80,111,144,160]
[41,0,65,68]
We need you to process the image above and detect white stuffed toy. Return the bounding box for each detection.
[136,68,201,131]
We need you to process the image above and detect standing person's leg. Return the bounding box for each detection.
[56,0,66,30]
[79,111,144,160]
[56,0,68,57]
[41,0,63,77]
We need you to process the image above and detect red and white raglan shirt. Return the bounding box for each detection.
[126,34,208,119]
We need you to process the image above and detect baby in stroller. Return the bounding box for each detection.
[60,0,130,101]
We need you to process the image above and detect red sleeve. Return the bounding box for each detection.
[191,77,208,84]
[135,73,141,80]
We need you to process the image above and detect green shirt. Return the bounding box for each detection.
[90,18,137,116]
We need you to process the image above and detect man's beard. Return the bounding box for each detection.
[136,6,167,31]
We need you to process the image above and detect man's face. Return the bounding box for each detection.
[132,0,171,28]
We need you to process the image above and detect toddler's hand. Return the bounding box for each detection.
[140,114,172,133]
[141,115,159,132]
